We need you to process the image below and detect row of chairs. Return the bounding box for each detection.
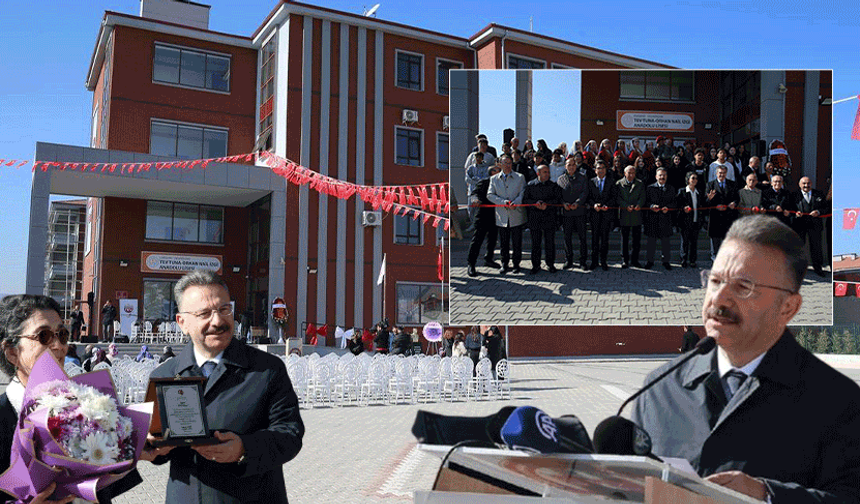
[64,356,160,405]
[283,352,510,408]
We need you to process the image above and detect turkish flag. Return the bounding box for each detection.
[852,96,860,140]
[835,282,848,297]
[845,209,859,229]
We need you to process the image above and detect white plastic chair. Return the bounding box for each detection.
[494,359,511,399]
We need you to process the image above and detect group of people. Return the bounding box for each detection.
[441,326,506,375]
[465,134,830,277]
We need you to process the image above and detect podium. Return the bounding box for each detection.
[417,446,759,504]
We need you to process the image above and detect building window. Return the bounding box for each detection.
[620,71,694,102]
[394,211,422,245]
[507,54,546,69]
[395,127,423,166]
[153,43,230,92]
[150,120,228,159]
[436,132,449,170]
[143,279,178,322]
[396,50,423,91]
[397,283,446,325]
[436,59,462,95]
[145,201,224,244]
[259,34,276,144]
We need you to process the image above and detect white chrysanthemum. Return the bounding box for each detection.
[80,431,120,464]
[79,394,118,425]
[36,394,71,413]
[116,416,134,439]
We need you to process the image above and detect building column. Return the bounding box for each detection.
[449,70,479,207]
[26,152,51,295]
[759,71,786,163]
[515,70,533,148]
[802,71,820,187]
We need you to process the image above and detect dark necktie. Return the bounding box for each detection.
[599,179,603,192]
[720,182,725,190]
[724,370,748,399]
[202,361,217,378]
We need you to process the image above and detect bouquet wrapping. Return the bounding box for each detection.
[0,352,152,502]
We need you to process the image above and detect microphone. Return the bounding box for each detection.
[593,336,715,456]
[412,406,593,454]
[498,406,593,454]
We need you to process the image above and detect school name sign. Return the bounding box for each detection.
[141,252,223,274]
[616,111,695,132]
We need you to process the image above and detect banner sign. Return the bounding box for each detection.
[141,252,223,274]
[616,110,695,132]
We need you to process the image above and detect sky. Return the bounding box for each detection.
[1,0,860,293]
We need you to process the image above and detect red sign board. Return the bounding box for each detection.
[115,291,129,299]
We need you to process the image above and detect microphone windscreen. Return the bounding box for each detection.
[412,407,516,446]
[593,416,652,456]
[499,406,561,454]
[554,415,595,453]
[695,336,716,354]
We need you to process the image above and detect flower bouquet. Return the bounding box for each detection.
[0,352,152,502]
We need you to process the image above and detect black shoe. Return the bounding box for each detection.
[631,261,642,268]
[579,262,588,270]
[621,262,629,269]
[644,262,654,269]
[681,261,689,268]
[501,264,510,273]
[690,262,697,268]
[563,261,574,270]
[815,267,826,277]
[529,267,541,274]
[589,263,598,271]
[547,266,558,273]
[484,260,502,269]
[601,263,609,271]
[512,266,522,274]
[663,262,672,271]
[467,265,478,277]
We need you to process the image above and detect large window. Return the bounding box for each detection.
[150,120,228,159]
[394,211,422,245]
[507,54,546,69]
[146,201,224,244]
[396,50,423,91]
[396,283,446,325]
[436,59,462,95]
[620,71,694,102]
[259,34,276,142]
[436,132,449,170]
[143,279,178,322]
[395,127,423,166]
[153,43,230,92]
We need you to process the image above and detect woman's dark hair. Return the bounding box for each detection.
[0,294,63,378]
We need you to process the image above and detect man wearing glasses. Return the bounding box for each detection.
[144,269,304,504]
[631,215,860,503]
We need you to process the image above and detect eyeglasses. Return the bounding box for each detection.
[700,270,797,299]
[20,327,70,346]
[180,304,234,320]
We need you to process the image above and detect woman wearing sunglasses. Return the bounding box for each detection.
[0,294,140,504]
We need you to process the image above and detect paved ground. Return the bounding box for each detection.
[5,354,856,504]
[449,226,832,325]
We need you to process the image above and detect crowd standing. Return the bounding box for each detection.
[465,134,830,277]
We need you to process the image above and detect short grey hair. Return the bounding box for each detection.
[724,215,807,291]
[173,270,229,311]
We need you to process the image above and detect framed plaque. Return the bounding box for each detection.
[145,376,219,447]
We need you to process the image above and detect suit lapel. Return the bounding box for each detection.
[712,375,760,433]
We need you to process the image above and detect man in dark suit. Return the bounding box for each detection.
[587,160,615,270]
[523,164,562,273]
[101,300,117,342]
[144,270,304,504]
[466,164,501,277]
[644,168,675,270]
[558,156,590,270]
[615,165,646,268]
[676,171,704,268]
[632,215,860,503]
[791,176,828,277]
[762,174,793,227]
[705,165,738,261]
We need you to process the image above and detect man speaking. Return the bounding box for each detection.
[631,215,860,503]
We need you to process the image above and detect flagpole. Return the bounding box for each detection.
[383,253,387,323]
[832,95,859,105]
[440,235,445,320]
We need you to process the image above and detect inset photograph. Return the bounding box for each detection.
[449,69,832,325]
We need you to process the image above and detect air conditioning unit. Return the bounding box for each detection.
[402,109,419,124]
[362,211,382,227]
[442,116,449,130]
